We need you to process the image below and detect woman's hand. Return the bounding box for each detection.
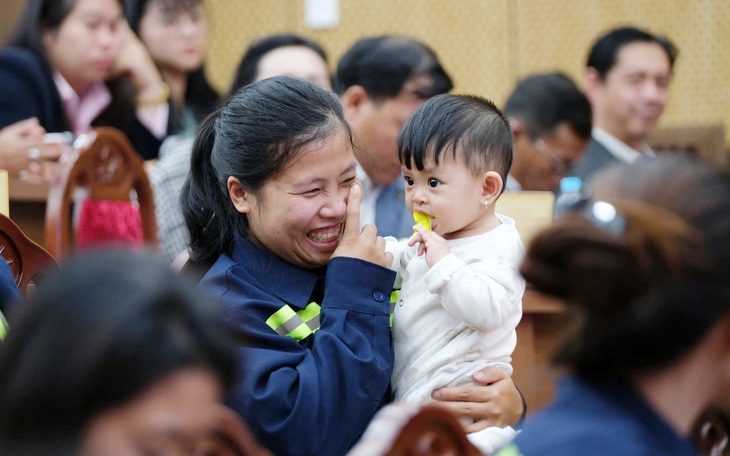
[332,184,393,268]
[0,118,68,181]
[430,366,525,432]
[112,23,169,139]
[113,23,167,104]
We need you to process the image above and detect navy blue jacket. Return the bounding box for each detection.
[199,235,396,456]
[0,47,161,160]
[0,259,20,315]
[498,376,699,455]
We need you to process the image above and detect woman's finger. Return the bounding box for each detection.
[340,183,362,242]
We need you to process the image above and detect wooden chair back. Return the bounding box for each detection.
[0,213,56,295]
[386,405,481,456]
[693,408,730,456]
[347,403,480,456]
[44,127,158,259]
[647,124,726,164]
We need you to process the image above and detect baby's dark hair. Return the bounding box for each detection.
[397,94,512,186]
[521,156,730,380]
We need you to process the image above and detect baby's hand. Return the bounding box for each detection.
[413,211,434,232]
[408,226,449,268]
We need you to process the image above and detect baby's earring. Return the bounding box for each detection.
[482,200,488,210]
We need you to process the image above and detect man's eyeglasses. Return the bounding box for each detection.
[534,138,573,175]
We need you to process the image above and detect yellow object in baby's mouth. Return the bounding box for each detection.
[413,211,433,231]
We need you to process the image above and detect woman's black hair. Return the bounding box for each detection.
[0,249,237,452]
[5,0,76,55]
[181,76,351,264]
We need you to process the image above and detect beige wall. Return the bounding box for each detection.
[0,0,25,42]
[205,0,730,149]
[4,0,729,149]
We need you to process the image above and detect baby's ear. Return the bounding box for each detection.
[481,171,503,203]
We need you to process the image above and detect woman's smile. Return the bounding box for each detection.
[307,223,343,244]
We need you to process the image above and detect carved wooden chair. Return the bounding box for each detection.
[387,405,482,456]
[647,124,726,164]
[347,403,481,456]
[0,213,56,296]
[44,127,158,260]
[693,408,730,456]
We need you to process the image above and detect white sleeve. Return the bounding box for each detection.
[424,253,524,330]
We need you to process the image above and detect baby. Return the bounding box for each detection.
[386,93,525,454]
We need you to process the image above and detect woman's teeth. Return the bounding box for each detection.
[308,225,341,243]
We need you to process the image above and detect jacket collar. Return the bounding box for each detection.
[230,235,324,309]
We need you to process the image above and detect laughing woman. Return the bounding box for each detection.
[182,76,524,456]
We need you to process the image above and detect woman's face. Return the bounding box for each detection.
[237,127,357,269]
[43,0,126,92]
[138,0,208,75]
[81,368,223,456]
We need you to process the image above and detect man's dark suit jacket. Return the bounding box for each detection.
[374,176,414,240]
[0,47,161,160]
[568,137,619,184]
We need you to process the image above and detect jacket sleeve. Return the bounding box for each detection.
[424,252,524,330]
[94,78,163,160]
[384,236,415,289]
[123,117,163,160]
[0,49,64,131]
[0,48,162,160]
[221,257,396,456]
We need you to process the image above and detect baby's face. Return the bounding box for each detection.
[401,154,498,240]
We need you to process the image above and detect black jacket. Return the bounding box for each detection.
[0,47,161,160]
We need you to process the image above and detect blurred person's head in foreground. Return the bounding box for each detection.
[0,249,236,455]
